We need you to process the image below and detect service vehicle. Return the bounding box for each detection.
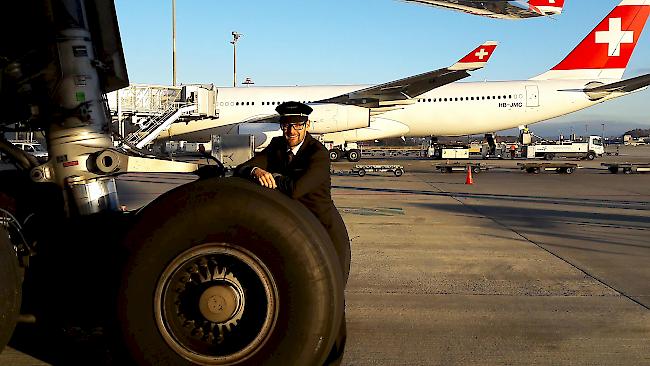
[8,140,49,161]
[518,162,579,174]
[352,164,404,177]
[525,135,604,160]
[426,144,470,159]
[0,1,344,365]
[436,162,486,174]
[602,163,650,174]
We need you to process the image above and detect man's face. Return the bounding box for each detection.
[282,121,310,147]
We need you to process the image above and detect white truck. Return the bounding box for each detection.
[525,136,604,160]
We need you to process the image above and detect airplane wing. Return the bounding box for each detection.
[315,41,497,108]
[403,0,565,19]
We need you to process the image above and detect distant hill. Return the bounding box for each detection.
[623,129,650,138]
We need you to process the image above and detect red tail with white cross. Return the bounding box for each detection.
[533,0,650,80]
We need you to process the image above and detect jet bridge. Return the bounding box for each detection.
[107,84,218,148]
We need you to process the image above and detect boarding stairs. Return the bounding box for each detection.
[125,102,197,149]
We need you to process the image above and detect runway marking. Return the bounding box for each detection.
[339,206,404,216]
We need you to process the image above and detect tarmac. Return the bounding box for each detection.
[2,145,649,365]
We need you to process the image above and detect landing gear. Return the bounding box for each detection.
[118,178,344,365]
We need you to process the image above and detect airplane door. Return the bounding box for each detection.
[526,85,539,107]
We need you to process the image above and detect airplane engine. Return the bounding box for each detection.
[238,122,283,150]
[308,104,370,134]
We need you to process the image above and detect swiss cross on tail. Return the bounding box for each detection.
[449,41,498,71]
[550,0,650,79]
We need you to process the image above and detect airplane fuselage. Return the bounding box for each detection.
[166,78,624,144]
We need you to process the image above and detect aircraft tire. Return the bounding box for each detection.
[117,177,344,366]
[394,168,403,177]
[346,149,361,162]
[0,226,21,353]
[329,149,342,162]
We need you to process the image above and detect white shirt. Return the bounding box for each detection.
[289,140,304,156]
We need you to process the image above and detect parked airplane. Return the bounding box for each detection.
[163,0,649,161]
[402,0,565,19]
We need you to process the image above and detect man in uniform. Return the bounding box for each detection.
[234,101,350,364]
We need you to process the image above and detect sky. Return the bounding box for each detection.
[113,0,650,136]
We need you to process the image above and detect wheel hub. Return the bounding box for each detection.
[155,244,278,365]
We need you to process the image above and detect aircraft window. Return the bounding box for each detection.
[251,102,255,106]
[236,102,240,106]
[444,98,447,102]
[460,97,463,101]
[454,98,458,101]
[433,99,436,102]
[487,96,490,100]
[497,96,501,100]
[509,95,512,99]
[503,95,507,99]
[427,98,431,102]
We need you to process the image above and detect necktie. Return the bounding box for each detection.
[287,150,294,164]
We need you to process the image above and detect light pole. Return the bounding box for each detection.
[172,0,176,86]
[231,32,242,87]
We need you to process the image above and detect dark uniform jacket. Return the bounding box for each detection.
[234,133,350,279]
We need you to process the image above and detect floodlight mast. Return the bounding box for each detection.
[231,31,242,87]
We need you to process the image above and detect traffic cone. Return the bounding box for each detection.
[465,165,474,185]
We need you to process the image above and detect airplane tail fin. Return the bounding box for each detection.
[532,0,650,81]
[528,0,565,16]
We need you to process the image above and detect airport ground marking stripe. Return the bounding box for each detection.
[416,177,650,312]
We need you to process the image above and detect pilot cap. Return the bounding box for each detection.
[276,101,313,123]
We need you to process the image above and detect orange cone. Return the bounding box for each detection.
[465,165,474,185]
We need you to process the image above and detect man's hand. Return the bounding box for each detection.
[251,167,277,189]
